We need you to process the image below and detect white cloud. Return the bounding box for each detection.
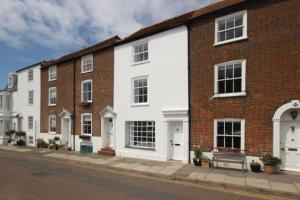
[0,0,216,51]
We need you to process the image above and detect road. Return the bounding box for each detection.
[0,150,278,200]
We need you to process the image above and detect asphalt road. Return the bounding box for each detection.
[0,151,272,200]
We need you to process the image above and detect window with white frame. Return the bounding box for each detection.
[215,119,244,150]
[214,60,246,97]
[49,115,56,133]
[215,10,247,45]
[0,95,3,110]
[28,70,34,81]
[81,114,92,135]
[133,78,148,104]
[81,54,93,73]
[127,121,155,149]
[28,90,34,105]
[49,87,57,106]
[49,66,57,81]
[28,116,33,130]
[81,80,92,103]
[133,42,148,63]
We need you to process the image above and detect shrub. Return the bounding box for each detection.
[261,154,282,166]
[54,136,60,141]
[5,129,16,137]
[37,138,45,148]
[15,131,26,137]
[193,145,203,160]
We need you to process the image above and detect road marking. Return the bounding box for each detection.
[0,150,297,200]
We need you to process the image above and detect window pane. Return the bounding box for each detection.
[235,15,243,26]
[225,137,232,148]
[217,136,224,147]
[218,20,226,31]
[225,122,232,135]
[226,17,234,29]
[234,79,242,92]
[234,64,242,77]
[226,29,235,40]
[235,27,243,38]
[233,122,241,135]
[233,137,241,149]
[217,122,224,135]
[218,66,225,80]
[226,65,233,78]
[225,80,233,93]
[219,31,226,42]
[218,81,225,94]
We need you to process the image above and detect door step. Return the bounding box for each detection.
[98,147,115,156]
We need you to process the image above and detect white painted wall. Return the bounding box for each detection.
[12,65,41,146]
[114,26,189,162]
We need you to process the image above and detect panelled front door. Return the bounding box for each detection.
[281,122,300,171]
[61,118,70,146]
[169,121,183,161]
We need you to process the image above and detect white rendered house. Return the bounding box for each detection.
[114,25,189,163]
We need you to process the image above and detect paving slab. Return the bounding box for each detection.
[144,166,163,173]
[206,173,226,184]
[270,182,298,194]
[113,163,132,170]
[158,164,183,176]
[294,183,300,192]
[188,172,207,181]
[225,176,246,187]
[246,178,270,190]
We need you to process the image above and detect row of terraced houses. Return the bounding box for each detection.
[0,0,299,171]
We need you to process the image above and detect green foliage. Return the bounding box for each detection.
[201,155,211,162]
[5,129,16,136]
[193,145,203,160]
[15,131,26,137]
[54,136,60,141]
[261,154,282,166]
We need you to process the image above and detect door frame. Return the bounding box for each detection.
[100,106,117,149]
[59,108,72,148]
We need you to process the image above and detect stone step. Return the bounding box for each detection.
[98,148,115,156]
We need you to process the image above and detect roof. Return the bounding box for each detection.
[16,61,43,73]
[43,35,120,68]
[116,0,246,45]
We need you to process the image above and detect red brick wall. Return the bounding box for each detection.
[189,0,300,156]
[40,48,114,137]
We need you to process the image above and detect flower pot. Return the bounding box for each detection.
[264,165,276,175]
[250,164,261,173]
[202,161,210,168]
[55,144,59,151]
[193,159,201,166]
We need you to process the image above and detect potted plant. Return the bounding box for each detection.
[202,156,211,168]
[261,154,282,175]
[15,131,26,146]
[250,160,261,173]
[54,136,60,151]
[37,138,45,148]
[193,145,202,166]
[5,129,16,143]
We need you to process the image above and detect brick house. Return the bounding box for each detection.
[40,36,120,153]
[188,0,300,171]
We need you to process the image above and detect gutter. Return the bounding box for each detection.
[187,23,192,164]
[72,59,76,151]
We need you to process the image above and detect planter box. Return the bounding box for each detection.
[202,161,210,168]
[264,165,277,175]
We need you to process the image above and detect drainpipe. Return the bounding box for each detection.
[187,23,192,164]
[73,59,76,151]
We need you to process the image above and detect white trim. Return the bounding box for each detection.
[214,10,247,46]
[132,40,149,65]
[214,59,246,98]
[131,76,149,106]
[81,113,92,135]
[213,119,245,151]
[81,54,93,74]
[48,66,57,81]
[48,115,56,134]
[81,79,93,103]
[48,87,57,106]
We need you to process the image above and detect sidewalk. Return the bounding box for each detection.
[1,145,300,199]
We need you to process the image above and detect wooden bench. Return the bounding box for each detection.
[213,148,246,172]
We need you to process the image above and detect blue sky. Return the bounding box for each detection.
[0,0,215,88]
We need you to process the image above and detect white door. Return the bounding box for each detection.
[108,119,114,149]
[280,122,300,171]
[61,118,69,145]
[169,121,183,161]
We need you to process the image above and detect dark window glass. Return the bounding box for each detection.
[234,79,242,92]
[218,66,225,79]
[225,122,232,135]
[233,137,241,149]
[217,136,224,147]
[218,81,225,94]
[226,80,233,93]
[217,122,224,135]
[225,137,232,148]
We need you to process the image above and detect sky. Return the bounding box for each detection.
[0,0,216,88]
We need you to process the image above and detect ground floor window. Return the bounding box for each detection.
[215,119,244,150]
[81,113,92,135]
[127,121,155,149]
[0,119,11,137]
[49,115,56,134]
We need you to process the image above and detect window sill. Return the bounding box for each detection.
[81,70,93,74]
[131,103,149,107]
[48,79,56,82]
[48,104,56,107]
[49,132,56,135]
[214,36,248,47]
[213,92,246,98]
[126,146,155,151]
[132,60,150,66]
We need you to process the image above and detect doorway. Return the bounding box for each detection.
[168,121,184,161]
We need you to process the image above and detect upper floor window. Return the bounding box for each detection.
[28,90,34,105]
[49,66,57,81]
[133,77,148,104]
[28,70,34,81]
[81,54,93,73]
[49,87,57,106]
[49,115,56,134]
[8,73,16,89]
[214,119,245,151]
[81,113,92,135]
[28,116,34,130]
[215,10,247,45]
[81,80,92,103]
[214,60,246,98]
[133,42,148,64]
